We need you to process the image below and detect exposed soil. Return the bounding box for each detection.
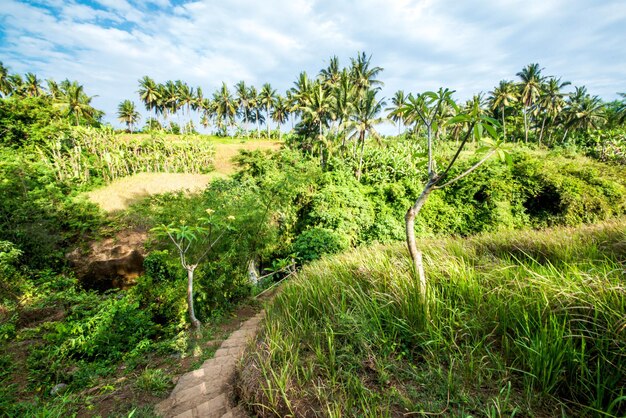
[84,140,281,213]
[66,229,148,290]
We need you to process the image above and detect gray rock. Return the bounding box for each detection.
[50,383,68,396]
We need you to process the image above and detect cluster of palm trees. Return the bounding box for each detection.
[135,53,388,171]
[136,77,290,137]
[0,62,102,126]
[386,63,625,147]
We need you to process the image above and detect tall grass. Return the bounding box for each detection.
[42,127,215,184]
[239,219,626,417]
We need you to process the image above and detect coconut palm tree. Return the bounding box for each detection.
[290,71,313,110]
[117,100,141,133]
[213,82,237,136]
[61,81,99,126]
[259,83,277,138]
[488,80,518,141]
[616,93,626,125]
[235,81,251,137]
[386,90,407,135]
[346,89,386,180]
[24,73,44,97]
[46,79,62,100]
[248,85,262,138]
[564,86,605,135]
[516,63,545,142]
[349,52,384,95]
[271,95,289,140]
[332,69,355,138]
[199,98,214,130]
[138,76,160,120]
[8,74,25,96]
[0,62,13,97]
[320,55,341,89]
[536,77,570,145]
[301,81,335,166]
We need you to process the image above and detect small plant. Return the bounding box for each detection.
[135,368,172,397]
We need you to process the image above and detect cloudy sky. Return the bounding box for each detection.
[1,0,625,130]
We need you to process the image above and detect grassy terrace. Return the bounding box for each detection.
[240,219,626,417]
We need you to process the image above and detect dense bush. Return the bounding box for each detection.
[0,147,104,269]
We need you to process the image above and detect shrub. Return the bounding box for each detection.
[292,227,350,262]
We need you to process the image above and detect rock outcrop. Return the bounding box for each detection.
[67,230,147,290]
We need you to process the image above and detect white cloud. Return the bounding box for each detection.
[0,0,625,131]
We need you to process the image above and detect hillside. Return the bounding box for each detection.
[239,219,626,417]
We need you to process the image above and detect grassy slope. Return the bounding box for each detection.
[240,219,626,417]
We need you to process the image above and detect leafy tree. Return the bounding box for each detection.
[402,89,503,300]
[151,213,235,329]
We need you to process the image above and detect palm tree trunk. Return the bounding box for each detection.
[523,108,528,143]
[538,117,547,146]
[356,131,365,181]
[266,108,271,138]
[501,106,506,141]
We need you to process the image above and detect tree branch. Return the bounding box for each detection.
[434,149,496,189]
[435,122,476,186]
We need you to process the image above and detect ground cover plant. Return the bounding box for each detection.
[240,219,626,417]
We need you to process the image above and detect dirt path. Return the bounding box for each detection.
[155,312,264,418]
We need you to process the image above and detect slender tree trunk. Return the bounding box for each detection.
[501,106,506,141]
[356,131,365,181]
[538,117,547,146]
[562,128,569,143]
[523,108,528,143]
[256,111,260,139]
[186,266,201,329]
[405,179,437,302]
[266,108,271,138]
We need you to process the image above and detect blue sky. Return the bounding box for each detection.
[1,0,625,131]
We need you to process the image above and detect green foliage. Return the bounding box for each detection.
[0,96,69,147]
[135,368,173,396]
[292,227,350,262]
[48,294,155,362]
[41,127,215,185]
[0,147,104,269]
[242,220,626,416]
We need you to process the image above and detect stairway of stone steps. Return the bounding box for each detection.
[155,312,264,418]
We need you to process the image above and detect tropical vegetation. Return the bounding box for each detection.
[0,53,625,416]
